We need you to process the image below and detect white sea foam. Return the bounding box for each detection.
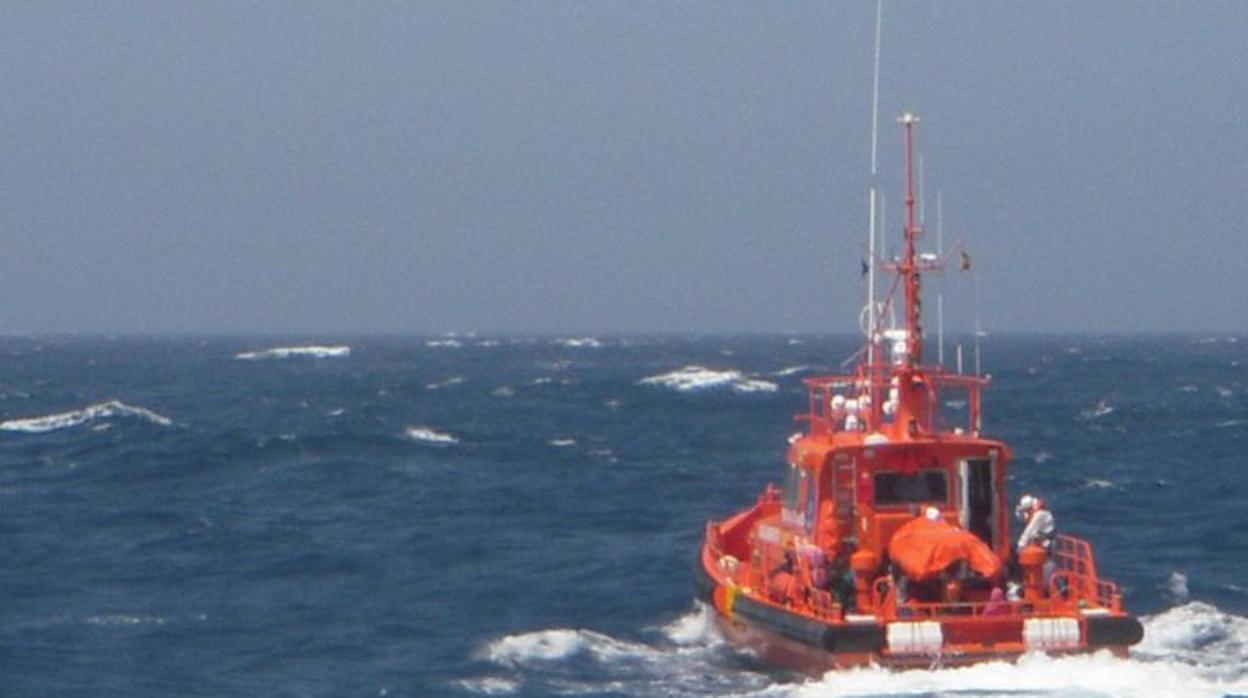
[734,379,779,393]
[455,677,518,695]
[772,365,812,377]
[640,366,777,393]
[782,603,1248,698]
[472,603,1248,698]
[425,376,465,390]
[0,401,173,433]
[491,386,516,398]
[483,628,641,665]
[85,614,169,627]
[234,345,350,360]
[425,339,462,348]
[1078,400,1115,421]
[549,438,576,447]
[557,337,603,348]
[1168,572,1191,603]
[1084,478,1115,489]
[404,426,458,445]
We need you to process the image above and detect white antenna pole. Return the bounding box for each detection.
[866,0,883,370]
[919,156,926,226]
[937,191,944,366]
[974,269,983,376]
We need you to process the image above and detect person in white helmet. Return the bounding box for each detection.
[1015,494,1055,551]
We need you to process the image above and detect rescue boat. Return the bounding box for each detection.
[694,112,1143,670]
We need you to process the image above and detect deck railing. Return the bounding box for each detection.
[1050,534,1122,611]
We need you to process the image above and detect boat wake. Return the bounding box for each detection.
[234,345,351,360]
[641,366,779,394]
[0,400,173,433]
[462,602,1248,697]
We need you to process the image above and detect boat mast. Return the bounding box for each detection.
[900,112,923,367]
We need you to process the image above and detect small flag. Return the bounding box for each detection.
[959,251,972,272]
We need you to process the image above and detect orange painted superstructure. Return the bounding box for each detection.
[694,114,1142,670]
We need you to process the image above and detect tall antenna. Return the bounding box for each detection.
[937,191,944,366]
[865,0,883,370]
[900,111,923,366]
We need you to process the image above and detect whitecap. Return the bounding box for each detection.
[425,339,462,348]
[454,677,518,695]
[0,401,173,433]
[425,376,465,390]
[1084,478,1115,489]
[641,366,776,394]
[772,365,812,377]
[549,438,576,447]
[85,614,169,627]
[483,629,605,665]
[733,378,779,393]
[491,386,516,398]
[557,337,603,348]
[234,345,350,360]
[1216,385,1234,399]
[404,426,459,445]
[1079,400,1115,421]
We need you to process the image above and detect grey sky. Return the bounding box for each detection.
[1,1,1244,334]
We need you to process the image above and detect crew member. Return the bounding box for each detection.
[1015,494,1055,551]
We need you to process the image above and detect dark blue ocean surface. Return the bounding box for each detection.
[2,335,1246,697]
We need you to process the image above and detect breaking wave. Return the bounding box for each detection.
[467,605,769,696]
[464,603,1248,698]
[234,345,350,360]
[0,401,173,433]
[640,366,778,394]
[404,426,459,446]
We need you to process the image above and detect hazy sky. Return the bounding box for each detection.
[1,1,1245,334]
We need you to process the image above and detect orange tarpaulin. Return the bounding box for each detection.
[887,516,1003,581]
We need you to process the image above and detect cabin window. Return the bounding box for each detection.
[782,464,812,529]
[873,470,948,506]
[783,464,803,512]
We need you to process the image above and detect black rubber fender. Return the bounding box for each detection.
[733,595,884,653]
[1085,615,1145,647]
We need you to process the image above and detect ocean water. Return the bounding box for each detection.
[1,334,1246,697]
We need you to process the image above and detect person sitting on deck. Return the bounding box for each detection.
[982,586,1008,616]
[1015,494,1055,552]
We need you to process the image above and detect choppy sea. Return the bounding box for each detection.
[2,334,1246,697]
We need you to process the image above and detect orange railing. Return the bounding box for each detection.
[1049,534,1121,611]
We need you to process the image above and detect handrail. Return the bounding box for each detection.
[1050,534,1121,610]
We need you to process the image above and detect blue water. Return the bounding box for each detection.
[2,334,1246,697]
